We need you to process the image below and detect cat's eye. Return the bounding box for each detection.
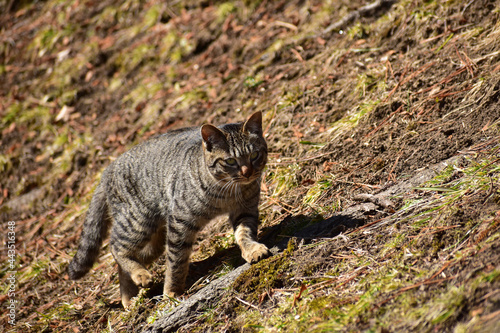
[225,158,238,166]
[250,151,259,160]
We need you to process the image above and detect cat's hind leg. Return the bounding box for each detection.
[117,265,139,308]
[138,224,167,265]
[110,213,159,307]
[112,243,153,308]
[114,226,166,308]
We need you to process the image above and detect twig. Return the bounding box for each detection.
[262,196,295,215]
[427,261,454,281]
[429,86,473,100]
[364,105,403,138]
[376,274,457,308]
[293,284,307,306]
[334,180,381,189]
[473,50,500,64]
[414,67,467,95]
[482,177,497,205]
[290,48,305,63]
[388,151,403,182]
[386,59,395,80]
[383,63,410,102]
[235,296,260,310]
[455,45,474,77]
[335,45,355,68]
[401,61,436,86]
[347,218,384,235]
[474,218,500,245]
[267,150,337,165]
[462,0,477,14]
[309,266,368,294]
[272,20,298,32]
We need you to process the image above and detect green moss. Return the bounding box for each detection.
[216,2,236,23]
[2,102,22,125]
[394,285,467,330]
[2,103,52,130]
[142,4,161,30]
[0,154,12,173]
[193,233,236,262]
[325,99,380,139]
[244,75,264,89]
[28,21,76,58]
[43,131,94,188]
[347,22,368,40]
[123,80,164,109]
[115,44,156,73]
[158,30,195,64]
[382,233,406,255]
[16,258,51,286]
[176,88,208,110]
[355,73,386,97]
[233,239,295,302]
[479,269,500,283]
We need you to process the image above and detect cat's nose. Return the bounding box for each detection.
[241,165,253,178]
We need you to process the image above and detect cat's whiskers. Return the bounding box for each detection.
[235,184,248,209]
[208,177,230,195]
[216,177,239,207]
[220,181,232,202]
[208,176,233,207]
[232,182,251,210]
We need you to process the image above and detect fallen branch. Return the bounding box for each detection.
[143,264,251,333]
[323,0,396,34]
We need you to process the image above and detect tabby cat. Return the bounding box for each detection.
[68,111,270,307]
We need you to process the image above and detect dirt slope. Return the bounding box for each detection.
[1,0,499,332]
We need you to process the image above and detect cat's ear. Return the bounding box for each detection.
[243,111,263,136]
[201,124,228,151]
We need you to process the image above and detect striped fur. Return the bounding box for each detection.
[68,112,269,307]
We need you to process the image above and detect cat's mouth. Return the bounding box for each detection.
[236,177,256,185]
[214,174,259,185]
[235,172,261,185]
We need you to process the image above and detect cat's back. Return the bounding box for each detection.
[121,126,200,163]
[140,126,200,154]
[107,126,202,186]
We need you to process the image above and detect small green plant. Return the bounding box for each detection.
[244,76,264,89]
[266,164,299,198]
[302,176,339,213]
[216,2,236,23]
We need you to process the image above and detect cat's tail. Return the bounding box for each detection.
[68,176,111,280]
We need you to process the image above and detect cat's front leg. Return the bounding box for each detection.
[231,213,270,263]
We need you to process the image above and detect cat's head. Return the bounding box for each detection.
[201,111,268,185]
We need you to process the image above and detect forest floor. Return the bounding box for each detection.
[1,0,500,332]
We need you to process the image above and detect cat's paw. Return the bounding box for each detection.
[242,242,270,263]
[131,269,152,287]
[163,285,184,299]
